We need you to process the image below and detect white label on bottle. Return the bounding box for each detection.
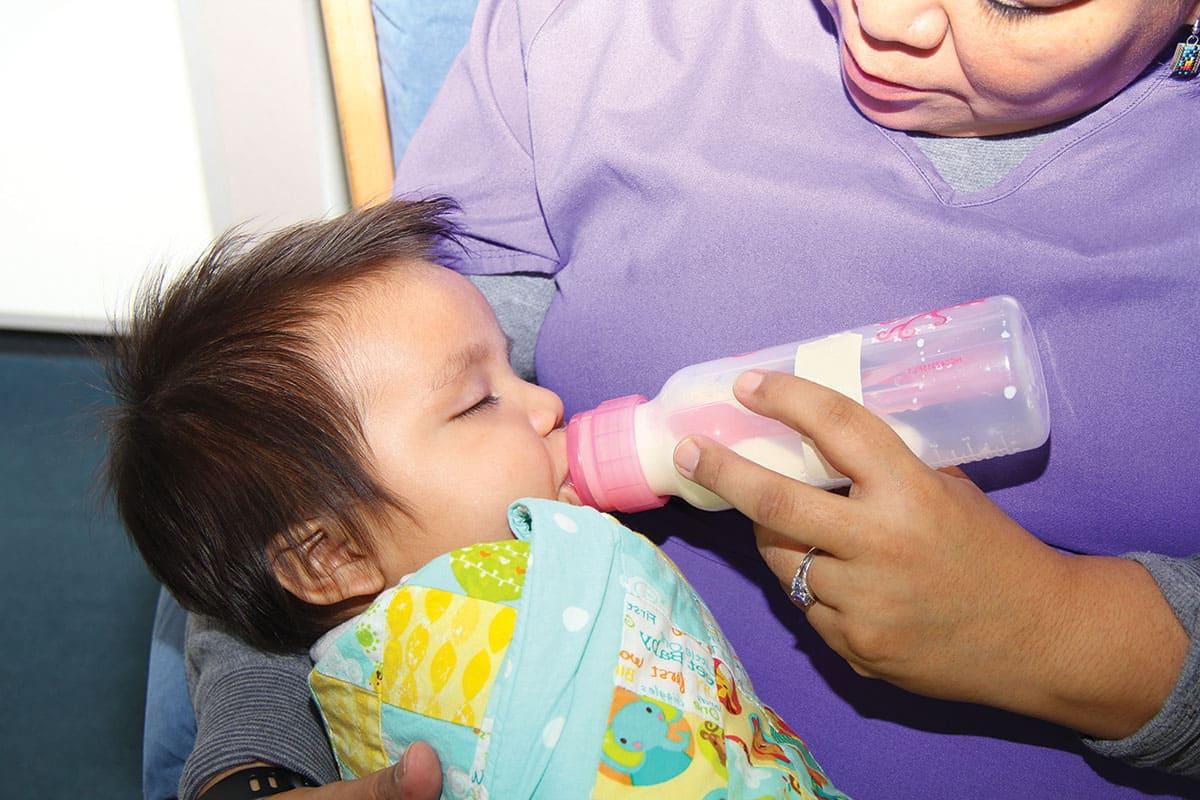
[793,332,864,484]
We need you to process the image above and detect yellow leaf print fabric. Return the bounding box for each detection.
[377,586,515,728]
[308,671,390,778]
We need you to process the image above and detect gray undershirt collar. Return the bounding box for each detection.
[906,116,1078,194]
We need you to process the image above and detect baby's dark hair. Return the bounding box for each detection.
[106,198,461,651]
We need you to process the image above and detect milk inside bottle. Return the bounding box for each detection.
[565,296,1050,512]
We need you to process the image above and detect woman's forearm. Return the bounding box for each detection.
[1001,552,1188,740]
[1081,554,1200,774]
[181,614,337,799]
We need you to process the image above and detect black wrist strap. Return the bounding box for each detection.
[201,766,318,799]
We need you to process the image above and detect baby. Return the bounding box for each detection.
[108,199,846,800]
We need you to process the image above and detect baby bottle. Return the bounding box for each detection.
[566,296,1050,512]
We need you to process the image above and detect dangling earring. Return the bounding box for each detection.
[1170,20,1200,79]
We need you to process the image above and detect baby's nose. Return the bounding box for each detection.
[528,385,564,435]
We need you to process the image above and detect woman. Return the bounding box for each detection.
[165,1,1200,797]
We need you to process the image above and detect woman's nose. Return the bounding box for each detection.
[526,382,564,436]
[854,0,948,51]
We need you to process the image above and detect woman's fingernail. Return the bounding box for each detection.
[674,438,701,476]
[400,746,411,776]
[735,370,764,395]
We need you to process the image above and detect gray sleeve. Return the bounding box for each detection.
[178,614,338,800]
[465,273,554,382]
[1082,554,1200,776]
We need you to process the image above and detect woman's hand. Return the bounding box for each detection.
[201,743,441,800]
[673,370,1187,740]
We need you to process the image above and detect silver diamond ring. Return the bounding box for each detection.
[789,547,821,609]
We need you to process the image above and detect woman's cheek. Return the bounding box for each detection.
[957,55,1050,109]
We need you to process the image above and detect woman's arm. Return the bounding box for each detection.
[180,613,336,798]
[466,274,553,382]
[194,747,440,800]
[674,370,1196,772]
[182,614,444,800]
[1082,554,1200,774]
[393,0,561,278]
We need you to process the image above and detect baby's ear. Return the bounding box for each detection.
[268,520,384,606]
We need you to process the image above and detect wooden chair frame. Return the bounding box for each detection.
[320,0,395,207]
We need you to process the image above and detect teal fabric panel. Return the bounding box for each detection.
[371,0,480,167]
[377,705,482,783]
[488,501,625,798]
[0,335,158,798]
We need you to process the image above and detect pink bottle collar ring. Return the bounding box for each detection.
[565,394,668,513]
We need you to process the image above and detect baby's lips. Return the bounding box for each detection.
[547,427,579,505]
[558,474,582,507]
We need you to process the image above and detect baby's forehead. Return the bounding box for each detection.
[364,258,489,309]
[322,259,489,332]
[315,262,504,394]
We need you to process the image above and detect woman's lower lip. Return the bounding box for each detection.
[842,45,927,103]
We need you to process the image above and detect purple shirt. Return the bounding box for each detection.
[396,1,1200,796]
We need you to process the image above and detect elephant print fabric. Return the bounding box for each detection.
[600,690,695,785]
[309,499,847,799]
[591,519,846,800]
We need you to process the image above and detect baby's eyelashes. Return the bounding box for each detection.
[455,394,500,420]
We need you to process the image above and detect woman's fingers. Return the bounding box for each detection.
[397,743,443,799]
[938,465,970,480]
[288,742,442,800]
[732,370,922,489]
[674,435,859,557]
[756,526,850,611]
[803,605,855,666]
[766,532,929,682]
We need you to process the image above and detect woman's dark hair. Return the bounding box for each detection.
[106,198,461,651]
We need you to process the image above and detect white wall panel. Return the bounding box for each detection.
[0,0,347,334]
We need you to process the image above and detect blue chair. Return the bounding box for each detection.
[0,336,160,798]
